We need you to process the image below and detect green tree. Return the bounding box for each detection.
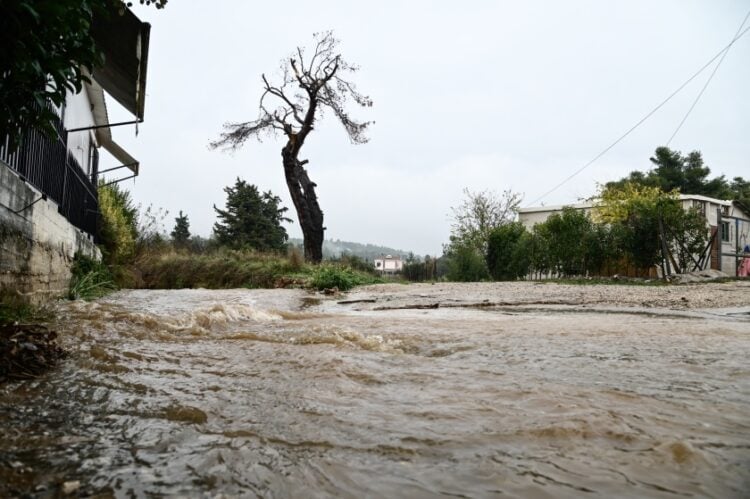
[98,182,138,265]
[0,0,166,148]
[450,188,522,256]
[444,242,489,282]
[486,222,531,280]
[596,182,707,274]
[543,208,599,276]
[605,147,740,200]
[402,252,426,282]
[211,32,372,263]
[213,178,291,252]
[730,177,750,214]
[170,210,191,246]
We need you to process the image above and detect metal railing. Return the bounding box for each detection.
[0,110,99,239]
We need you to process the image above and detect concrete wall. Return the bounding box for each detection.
[0,163,100,304]
[518,203,592,231]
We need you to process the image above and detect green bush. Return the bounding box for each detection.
[486,222,531,280]
[68,254,116,300]
[98,182,138,265]
[445,243,489,282]
[309,264,380,291]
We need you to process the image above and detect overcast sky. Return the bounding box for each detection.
[100,0,750,256]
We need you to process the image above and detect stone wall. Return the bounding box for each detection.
[0,163,100,304]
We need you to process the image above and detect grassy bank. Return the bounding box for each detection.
[110,248,383,292]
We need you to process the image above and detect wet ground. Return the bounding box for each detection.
[1,282,749,497]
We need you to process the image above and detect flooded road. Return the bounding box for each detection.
[2,284,750,497]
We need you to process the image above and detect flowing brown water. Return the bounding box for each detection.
[1,287,749,498]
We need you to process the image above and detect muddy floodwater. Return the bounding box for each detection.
[2,282,750,497]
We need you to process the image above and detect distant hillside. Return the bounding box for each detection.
[288,238,418,261]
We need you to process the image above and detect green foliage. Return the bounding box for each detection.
[170,210,191,246]
[128,246,381,291]
[486,222,531,280]
[0,0,166,148]
[606,146,749,209]
[730,176,750,214]
[214,178,290,252]
[97,182,170,287]
[309,264,380,291]
[596,182,707,272]
[327,254,376,274]
[666,207,710,272]
[450,188,523,255]
[68,254,116,300]
[444,243,489,282]
[137,248,308,289]
[401,253,438,282]
[98,182,138,265]
[443,188,522,282]
[543,208,599,276]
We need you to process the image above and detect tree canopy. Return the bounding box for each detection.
[213,178,290,252]
[606,146,749,212]
[170,210,190,246]
[449,188,522,255]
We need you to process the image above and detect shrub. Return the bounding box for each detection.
[309,264,380,291]
[445,243,489,282]
[98,182,137,265]
[68,254,116,300]
[486,222,531,280]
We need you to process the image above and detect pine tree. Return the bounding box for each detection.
[213,178,290,251]
[170,210,191,246]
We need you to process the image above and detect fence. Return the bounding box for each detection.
[0,110,99,239]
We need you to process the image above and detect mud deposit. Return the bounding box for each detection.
[1,282,749,497]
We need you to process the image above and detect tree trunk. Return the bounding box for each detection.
[282,144,324,263]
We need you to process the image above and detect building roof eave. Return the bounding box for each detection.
[91,7,151,120]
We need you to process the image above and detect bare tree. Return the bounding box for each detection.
[211,32,372,262]
[450,188,523,255]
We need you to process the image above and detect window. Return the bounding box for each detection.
[721,221,730,242]
[721,205,730,216]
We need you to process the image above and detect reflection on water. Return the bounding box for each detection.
[1,288,749,497]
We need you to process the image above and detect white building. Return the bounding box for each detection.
[517,194,750,276]
[0,7,150,302]
[374,255,404,274]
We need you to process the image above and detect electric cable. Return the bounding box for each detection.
[526,21,750,208]
[666,9,750,146]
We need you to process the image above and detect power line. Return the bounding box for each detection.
[526,22,750,208]
[666,9,750,146]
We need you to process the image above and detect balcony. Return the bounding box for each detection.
[0,108,99,239]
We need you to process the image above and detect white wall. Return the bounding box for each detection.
[62,90,97,175]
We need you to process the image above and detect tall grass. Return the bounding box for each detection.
[125,247,381,291]
[131,248,306,289]
[68,254,117,300]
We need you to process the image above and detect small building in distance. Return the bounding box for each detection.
[374,255,403,274]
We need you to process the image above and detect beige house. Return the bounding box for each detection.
[517,194,750,275]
